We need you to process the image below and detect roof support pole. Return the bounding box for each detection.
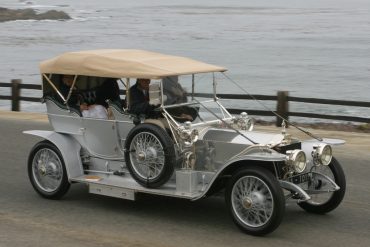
[212,72,217,101]
[191,74,195,100]
[42,74,65,102]
[65,75,78,104]
[126,78,130,109]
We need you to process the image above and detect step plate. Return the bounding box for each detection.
[89,183,135,200]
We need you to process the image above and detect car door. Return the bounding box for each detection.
[81,118,122,159]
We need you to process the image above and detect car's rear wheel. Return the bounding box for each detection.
[298,157,346,214]
[125,123,176,188]
[225,166,285,236]
[28,140,70,199]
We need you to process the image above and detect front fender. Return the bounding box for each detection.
[192,149,286,201]
[301,138,345,164]
[23,130,83,179]
[223,145,287,166]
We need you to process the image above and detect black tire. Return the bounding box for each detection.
[124,123,176,188]
[225,166,285,236]
[28,140,70,199]
[298,157,346,214]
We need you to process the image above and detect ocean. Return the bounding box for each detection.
[0,0,369,121]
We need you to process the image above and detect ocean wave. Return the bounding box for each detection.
[75,9,98,14]
[6,19,68,23]
[24,5,60,8]
[71,16,112,22]
[153,5,341,16]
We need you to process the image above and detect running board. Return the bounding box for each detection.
[89,183,135,200]
[70,173,204,201]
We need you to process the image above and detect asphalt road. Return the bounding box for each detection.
[0,116,370,247]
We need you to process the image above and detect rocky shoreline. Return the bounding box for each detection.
[0,7,70,22]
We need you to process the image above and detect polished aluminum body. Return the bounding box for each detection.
[25,95,343,201]
[24,50,346,235]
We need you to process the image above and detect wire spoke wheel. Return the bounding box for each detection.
[28,141,70,199]
[125,124,176,188]
[130,132,165,180]
[298,157,346,214]
[32,148,63,192]
[232,176,274,228]
[226,167,285,236]
[307,165,335,205]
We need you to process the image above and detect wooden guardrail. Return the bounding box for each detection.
[0,80,42,111]
[190,92,370,125]
[1,80,369,125]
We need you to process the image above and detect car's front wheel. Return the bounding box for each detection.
[298,157,346,214]
[28,140,70,199]
[225,166,285,236]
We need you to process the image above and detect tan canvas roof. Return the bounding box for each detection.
[40,49,227,79]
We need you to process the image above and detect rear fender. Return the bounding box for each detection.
[23,130,83,179]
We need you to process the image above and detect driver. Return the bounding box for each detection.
[129,78,194,122]
[129,78,160,118]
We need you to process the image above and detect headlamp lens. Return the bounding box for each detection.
[286,150,307,173]
[318,144,332,166]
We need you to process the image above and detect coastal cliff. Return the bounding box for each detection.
[0,7,70,22]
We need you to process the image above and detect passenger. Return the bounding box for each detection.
[96,78,121,108]
[162,76,196,122]
[163,76,187,105]
[79,77,123,119]
[60,74,80,105]
[79,102,108,119]
[60,75,108,119]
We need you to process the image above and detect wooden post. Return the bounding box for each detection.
[11,79,21,111]
[276,91,289,127]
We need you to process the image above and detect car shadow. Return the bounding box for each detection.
[62,184,345,237]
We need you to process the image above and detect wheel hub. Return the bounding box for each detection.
[242,197,253,209]
[38,165,47,176]
[137,147,158,162]
[241,192,265,209]
[37,159,47,176]
[137,151,146,161]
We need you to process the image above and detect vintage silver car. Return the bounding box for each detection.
[24,49,346,235]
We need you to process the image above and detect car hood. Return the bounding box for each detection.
[199,128,284,146]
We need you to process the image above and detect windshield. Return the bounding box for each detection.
[163,99,233,127]
[160,73,232,127]
[162,76,187,105]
